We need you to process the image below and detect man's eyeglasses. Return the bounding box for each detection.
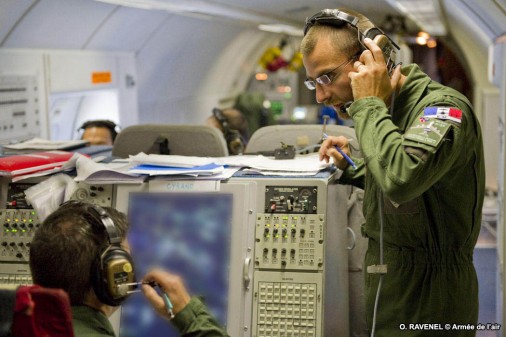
[304,57,355,90]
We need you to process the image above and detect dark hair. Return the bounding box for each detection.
[80,120,119,142]
[29,202,128,305]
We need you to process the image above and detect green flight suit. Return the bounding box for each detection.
[339,64,485,336]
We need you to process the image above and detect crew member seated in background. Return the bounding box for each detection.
[80,120,119,146]
[206,108,249,155]
[29,201,229,337]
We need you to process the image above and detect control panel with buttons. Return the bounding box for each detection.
[252,271,322,337]
[0,178,114,289]
[246,178,349,337]
[264,186,318,214]
[254,213,324,271]
[69,182,113,207]
[1,182,40,263]
[254,184,326,337]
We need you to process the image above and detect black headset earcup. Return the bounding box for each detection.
[362,27,397,73]
[213,108,245,155]
[225,130,245,155]
[91,247,135,306]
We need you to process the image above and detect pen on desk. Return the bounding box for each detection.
[322,133,357,170]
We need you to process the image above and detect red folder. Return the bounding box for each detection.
[0,151,74,177]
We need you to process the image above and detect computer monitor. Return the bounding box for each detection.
[112,177,349,337]
[119,192,233,337]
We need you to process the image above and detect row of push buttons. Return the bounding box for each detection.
[0,273,32,284]
[257,282,317,337]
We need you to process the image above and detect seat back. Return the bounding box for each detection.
[245,124,361,157]
[0,288,16,337]
[11,285,74,337]
[112,124,229,158]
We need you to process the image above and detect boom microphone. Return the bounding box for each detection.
[340,101,353,115]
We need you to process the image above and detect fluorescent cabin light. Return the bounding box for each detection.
[386,0,447,36]
[258,24,303,37]
[95,0,302,36]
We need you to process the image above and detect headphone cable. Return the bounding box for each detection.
[370,81,397,337]
[371,192,385,337]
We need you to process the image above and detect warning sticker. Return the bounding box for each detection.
[92,72,112,84]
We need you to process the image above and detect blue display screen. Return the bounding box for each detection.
[119,192,233,337]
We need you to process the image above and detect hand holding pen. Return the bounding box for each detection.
[118,280,176,319]
[320,133,357,170]
[118,269,190,321]
[142,269,191,320]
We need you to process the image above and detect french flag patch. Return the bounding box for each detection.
[423,107,462,123]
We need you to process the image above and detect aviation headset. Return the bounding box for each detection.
[212,107,245,155]
[60,200,135,306]
[303,9,400,75]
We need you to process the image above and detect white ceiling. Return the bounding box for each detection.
[205,0,398,25]
[94,0,419,34]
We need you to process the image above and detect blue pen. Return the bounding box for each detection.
[120,281,175,319]
[322,132,357,170]
[162,292,175,319]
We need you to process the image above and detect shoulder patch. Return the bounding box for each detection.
[403,118,451,148]
[423,107,462,123]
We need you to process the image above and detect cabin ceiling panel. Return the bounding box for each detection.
[2,0,116,49]
[85,6,170,51]
[136,14,243,121]
[0,0,36,46]
[458,0,506,38]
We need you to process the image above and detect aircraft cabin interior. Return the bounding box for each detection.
[0,0,505,336]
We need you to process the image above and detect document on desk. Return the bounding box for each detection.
[129,163,225,176]
[75,156,147,184]
[127,152,329,176]
[2,137,89,153]
[129,153,215,168]
[232,153,329,173]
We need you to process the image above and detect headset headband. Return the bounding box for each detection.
[60,200,121,245]
[304,9,358,35]
[88,204,122,245]
[213,108,228,126]
[303,9,400,50]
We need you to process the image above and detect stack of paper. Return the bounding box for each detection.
[128,152,330,177]
[71,152,331,184]
[74,156,147,184]
[2,138,88,154]
[127,153,233,179]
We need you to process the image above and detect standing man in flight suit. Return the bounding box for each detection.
[302,8,485,337]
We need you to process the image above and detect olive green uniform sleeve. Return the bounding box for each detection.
[337,157,365,189]
[347,95,478,204]
[172,297,229,337]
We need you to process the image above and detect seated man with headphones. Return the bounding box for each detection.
[29,201,229,337]
[80,120,120,146]
[206,108,249,155]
